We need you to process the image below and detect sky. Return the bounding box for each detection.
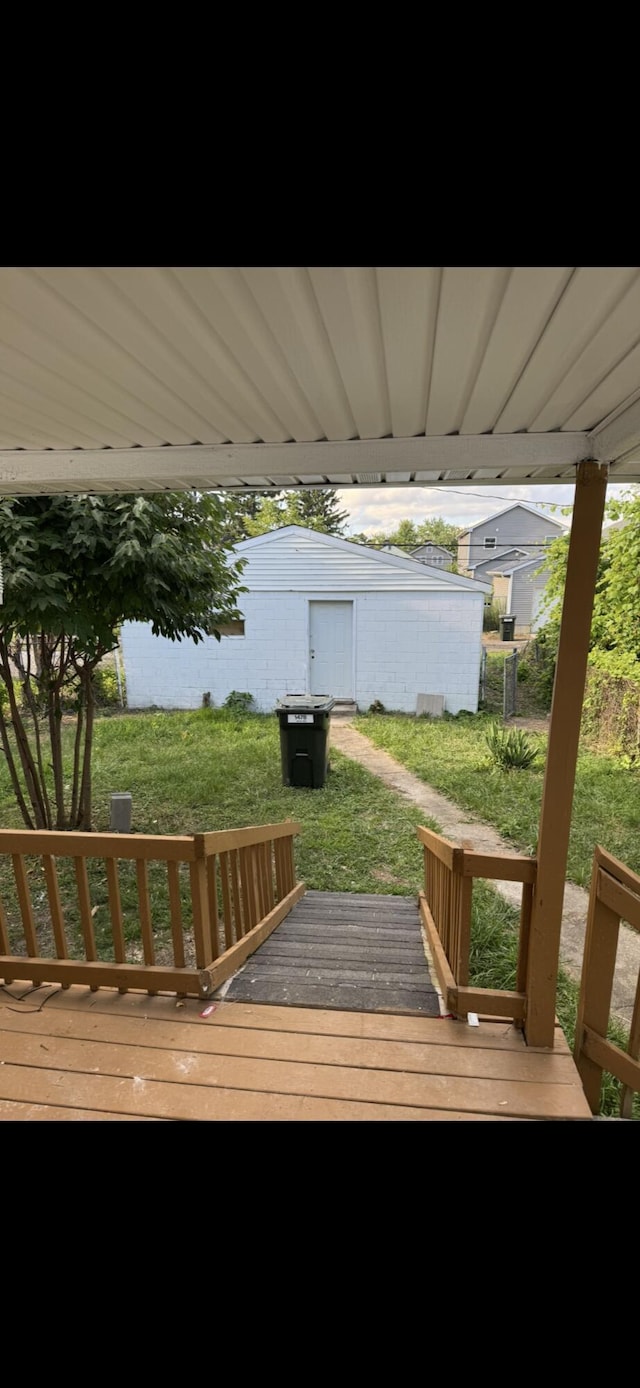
[336,482,633,537]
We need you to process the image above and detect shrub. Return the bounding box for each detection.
[92,665,120,708]
[485,723,539,771]
[223,690,255,713]
[368,699,386,714]
[483,596,506,632]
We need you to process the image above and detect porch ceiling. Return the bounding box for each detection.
[0,266,639,494]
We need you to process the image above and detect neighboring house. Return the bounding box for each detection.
[458,502,567,635]
[457,502,566,574]
[410,542,454,569]
[488,556,551,635]
[121,526,490,715]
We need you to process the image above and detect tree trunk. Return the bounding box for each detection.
[77,668,95,831]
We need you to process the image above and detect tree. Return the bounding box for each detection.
[0,492,246,832]
[242,488,348,537]
[293,489,348,535]
[537,487,640,669]
[361,515,459,555]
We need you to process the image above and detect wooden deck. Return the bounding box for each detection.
[0,982,591,1120]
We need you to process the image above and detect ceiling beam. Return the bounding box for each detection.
[589,395,640,464]
[0,431,592,495]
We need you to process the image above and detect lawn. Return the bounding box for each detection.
[353,711,640,887]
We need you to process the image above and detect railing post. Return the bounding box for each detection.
[525,460,608,1048]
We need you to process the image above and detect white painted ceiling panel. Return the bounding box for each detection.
[0,269,209,442]
[176,268,322,442]
[238,267,357,441]
[426,267,511,434]
[0,267,638,489]
[376,267,440,437]
[494,267,639,433]
[307,267,391,438]
[531,273,640,431]
[460,267,573,433]
[0,295,189,444]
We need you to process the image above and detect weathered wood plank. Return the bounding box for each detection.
[29,989,570,1050]
[0,1009,580,1082]
[0,1064,531,1121]
[0,1031,590,1117]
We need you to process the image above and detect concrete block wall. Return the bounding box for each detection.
[121,589,484,715]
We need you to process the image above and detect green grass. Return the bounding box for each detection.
[0,707,635,1116]
[354,711,640,886]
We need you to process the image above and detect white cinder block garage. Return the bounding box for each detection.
[120,527,490,715]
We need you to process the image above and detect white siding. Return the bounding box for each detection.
[122,588,484,715]
[508,562,550,633]
[237,528,471,592]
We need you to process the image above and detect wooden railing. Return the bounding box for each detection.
[0,820,303,999]
[574,846,640,1117]
[417,825,536,1024]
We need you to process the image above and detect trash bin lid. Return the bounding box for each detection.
[276,693,336,712]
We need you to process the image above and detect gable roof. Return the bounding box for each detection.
[467,546,529,571]
[458,501,569,540]
[234,525,491,592]
[496,555,550,576]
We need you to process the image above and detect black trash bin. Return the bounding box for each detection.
[276,695,335,788]
[500,614,516,641]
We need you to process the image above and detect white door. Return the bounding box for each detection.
[309,601,353,697]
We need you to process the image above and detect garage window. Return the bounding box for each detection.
[217,621,245,637]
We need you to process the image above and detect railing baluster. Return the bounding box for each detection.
[105,858,127,992]
[12,854,38,958]
[206,854,220,962]
[42,855,69,986]
[229,850,243,941]
[135,859,156,971]
[189,858,211,969]
[166,860,185,969]
[574,871,621,1113]
[620,976,640,1119]
[0,893,13,983]
[218,851,234,947]
[74,859,97,989]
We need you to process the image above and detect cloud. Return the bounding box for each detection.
[338,482,632,535]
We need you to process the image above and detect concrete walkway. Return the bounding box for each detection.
[330,721,639,1027]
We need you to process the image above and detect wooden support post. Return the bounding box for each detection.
[525,460,608,1048]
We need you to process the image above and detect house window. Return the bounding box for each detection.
[484,537,497,550]
[217,621,245,637]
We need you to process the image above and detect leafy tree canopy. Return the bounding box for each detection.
[0,492,245,831]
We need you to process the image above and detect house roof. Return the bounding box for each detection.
[458,501,569,540]
[234,526,492,592]
[467,546,529,570]
[0,268,639,494]
[496,555,550,576]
